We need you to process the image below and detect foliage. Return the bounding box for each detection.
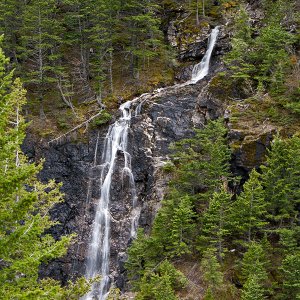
[261,136,300,226]
[127,116,300,299]
[198,189,232,259]
[200,248,224,297]
[0,43,88,299]
[224,1,297,99]
[231,169,268,244]
[169,119,231,201]
[127,120,232,296]
[0,0,170,116]
[91,110,112,127]
[240,242,269,300]
[280,251,300,300]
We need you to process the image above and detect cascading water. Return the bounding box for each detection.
[83,100,139,300]
[82,26,220,300]
[190,26,220,83]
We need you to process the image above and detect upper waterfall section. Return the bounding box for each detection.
[189,26,220,84]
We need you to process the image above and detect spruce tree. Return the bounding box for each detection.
[121,0,165,78]
[0,44,88,299]
[280,252,300,300]
[231,169,268,243]
[86,0,118,101]
[20,0,63,117]
[167,195,196,257]
[261,136,300,227]
[151,193,196,258]
[170,119,231,202]
[200,248,224,299]
[241,274,266,300]
[198,189,232,260]
[0,0,24,65]
[240,242,269,299]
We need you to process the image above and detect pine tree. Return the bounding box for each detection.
[20,0,63,117]
[170,119,231,202]
[280,251,300,300]
[151,193,196,258]
[240,242,269,299]
[231,169,268,243]
[86,0,119,101]
[198,189,232,260]
[241,274,266,300]
[120,0,165,78]
[261,136,300,227]
[167,195,197,257]
[224,5,255,83]
[0,0,25,65]
[200,248,224,299]
[136,260,186,300]
[0,43,88,299]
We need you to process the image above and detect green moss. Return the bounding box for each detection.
[57,117,69,130]
[208,74,233,102]
[90,110,112,127]
[162,162,176,173]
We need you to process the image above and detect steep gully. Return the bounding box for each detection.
[83,27,220,300]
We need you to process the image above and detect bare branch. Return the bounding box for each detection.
[48,109,104,145]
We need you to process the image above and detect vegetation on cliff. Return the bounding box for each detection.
[0,0,235,136]
[127,120,300,299]
[0,43,88,299]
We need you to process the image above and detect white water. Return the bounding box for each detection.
[190,26,220,83]
[83,100,139,300]
[83,27,219,300]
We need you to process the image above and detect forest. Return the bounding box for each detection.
[0,0,299,299]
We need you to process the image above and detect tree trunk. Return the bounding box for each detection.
[109,49,113,93]
[38,6,45,120]
[196,0,200,25]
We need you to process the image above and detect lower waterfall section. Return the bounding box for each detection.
[83,101,139,300]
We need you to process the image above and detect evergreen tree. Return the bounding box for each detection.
[86,0,119,100]
[153,194,196,258]
[231,169,268,243]
[225,1,296,95]
[0,43,88,299]
[224,5,255,85]
[120,0,165,78]
[170,119,231,202]
[261,136,300,227]
[240,242,269,299]
[0,0,25,65]
[20,0,63,117]
[198,189,232,260]
[136,260,186,300]
[241,274,266,300]
[280,251,300,300]
[200,248,224,298]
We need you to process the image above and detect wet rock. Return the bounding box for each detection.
[175,64,194,82]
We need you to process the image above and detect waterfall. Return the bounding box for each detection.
[83,100,138,300]
[82,26,220,300]
[190,26,220,83]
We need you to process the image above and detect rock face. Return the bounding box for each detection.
[23,48,227,290]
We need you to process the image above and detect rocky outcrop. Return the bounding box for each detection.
[167,12,213,62]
